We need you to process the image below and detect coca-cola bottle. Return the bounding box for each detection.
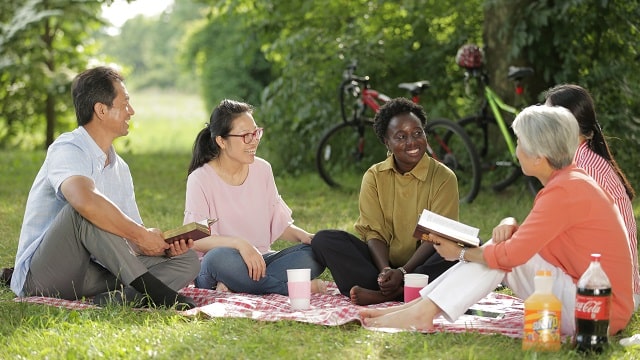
[574,253,611,353]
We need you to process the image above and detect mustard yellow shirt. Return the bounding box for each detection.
[355,154,459,267]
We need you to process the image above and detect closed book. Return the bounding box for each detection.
[413,209,480,247]
[163,219,216,244]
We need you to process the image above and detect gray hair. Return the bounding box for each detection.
[512,105,579,170]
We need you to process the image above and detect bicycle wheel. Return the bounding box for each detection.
[458,115,522,192]
[425,119,481,203]
[316,119,386,190]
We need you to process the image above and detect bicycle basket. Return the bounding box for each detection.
[456,44,483,69]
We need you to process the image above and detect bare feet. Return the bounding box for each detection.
[216,282,230,292]
[311,279,328,294]
[361,298,439,331]
[359,301,414,319]
[350,285,403,305]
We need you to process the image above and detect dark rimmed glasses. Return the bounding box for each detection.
[226,127,264,144]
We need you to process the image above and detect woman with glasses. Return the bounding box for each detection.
[183,99,325,295]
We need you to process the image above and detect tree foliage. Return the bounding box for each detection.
[0,0,107,149]
[98,0,208,92]
[191,0,639,184]
[1,0,638,185]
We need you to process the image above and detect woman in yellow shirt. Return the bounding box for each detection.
[311,97,460,305]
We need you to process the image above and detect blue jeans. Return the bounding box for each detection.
[194,244,324,295]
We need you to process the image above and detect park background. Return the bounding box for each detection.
[1,1,639,359]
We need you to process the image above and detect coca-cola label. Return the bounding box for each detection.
[575,295,610,320]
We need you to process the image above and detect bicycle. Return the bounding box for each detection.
[315,62,482,203]
[454,44,542,195]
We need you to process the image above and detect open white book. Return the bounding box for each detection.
[413,209,480,247]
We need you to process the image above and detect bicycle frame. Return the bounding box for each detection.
[483,86,519,164]
[347,84,390,121]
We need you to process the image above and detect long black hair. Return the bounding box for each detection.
[187,99,254,176]
[544,84,635,200]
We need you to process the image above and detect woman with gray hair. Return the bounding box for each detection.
[360,105,634,336]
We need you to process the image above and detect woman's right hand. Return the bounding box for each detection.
[237,240,266,281]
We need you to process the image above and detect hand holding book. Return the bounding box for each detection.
[163,218,217,244]
[413,209,480,248]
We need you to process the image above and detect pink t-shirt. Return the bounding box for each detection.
[575,141,639,295]
[183,157,293,254]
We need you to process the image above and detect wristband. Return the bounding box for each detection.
[458,247,469,264]
[397,266,407,275]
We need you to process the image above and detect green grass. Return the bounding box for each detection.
[1,91,639,359]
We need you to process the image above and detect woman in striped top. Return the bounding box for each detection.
[544,84,638,309]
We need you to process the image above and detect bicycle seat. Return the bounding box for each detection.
[507,66,534,81]
[398,80,431,96]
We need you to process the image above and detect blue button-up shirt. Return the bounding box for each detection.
[11,127,141,296]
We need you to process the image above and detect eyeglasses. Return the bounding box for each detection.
[226,127,264,144]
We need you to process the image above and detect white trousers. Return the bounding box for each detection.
[419,254,576,335]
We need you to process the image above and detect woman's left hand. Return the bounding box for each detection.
[301,233,314,245]
[377,268,403,295]
[431,234,464,261]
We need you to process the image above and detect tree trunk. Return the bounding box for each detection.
[483,0,537,108]
[43,17,56,148]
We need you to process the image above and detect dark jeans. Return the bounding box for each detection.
[194,243,325,295]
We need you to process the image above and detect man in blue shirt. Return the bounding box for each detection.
[10,66,199,309]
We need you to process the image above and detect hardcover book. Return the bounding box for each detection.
[413,209,480,248]
[163,219,217,244]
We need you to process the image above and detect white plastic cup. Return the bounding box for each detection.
[286,268,311,310]
[404,273,429,302]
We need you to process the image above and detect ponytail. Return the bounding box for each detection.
[187,99,254,177]
[187,126,219,176]
[544,84,635,200]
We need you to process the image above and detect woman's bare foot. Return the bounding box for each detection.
[311,279,328,294]
[359,301,414,319]
[362,298,439,331]
[215,282,230,292]
[350,285,402,305]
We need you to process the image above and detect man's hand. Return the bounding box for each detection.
[135,228,170,256]
[165,238,195,257]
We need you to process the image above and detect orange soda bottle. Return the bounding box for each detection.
[522,270,562,351]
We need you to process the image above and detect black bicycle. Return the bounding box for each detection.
[316,62,482,203]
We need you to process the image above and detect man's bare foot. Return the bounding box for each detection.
[362,298,438,331]
[350,285,402,306]
[311,279,328,294]
[216,282,230,292]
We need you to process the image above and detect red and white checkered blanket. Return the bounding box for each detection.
[13,283,524,338]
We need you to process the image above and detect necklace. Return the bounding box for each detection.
[213,158,248,186]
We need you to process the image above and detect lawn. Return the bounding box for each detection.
[0,91,638,359]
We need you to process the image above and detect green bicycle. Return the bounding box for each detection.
[454,44,542,195]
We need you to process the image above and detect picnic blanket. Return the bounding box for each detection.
[13,283,525,338]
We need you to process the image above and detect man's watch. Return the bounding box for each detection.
[397,266,407,274]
